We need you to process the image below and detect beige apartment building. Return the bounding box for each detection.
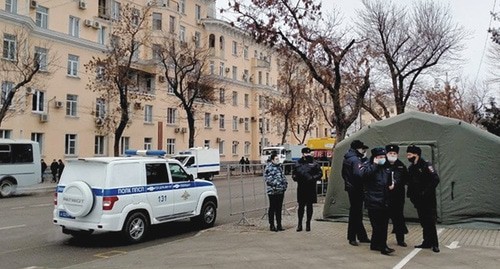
[0,0,333,163]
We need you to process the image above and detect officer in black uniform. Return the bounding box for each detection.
[406,145,440,253]
[342,140,371,246]
[385,144,409,247]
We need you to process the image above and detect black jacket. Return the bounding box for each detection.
[407,158,440,208]
[386,159,408,207]
[359,162,391,210]
[342,148,366,191]
[293,156,322,204]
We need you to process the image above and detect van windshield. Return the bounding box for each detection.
[174,156,188,165]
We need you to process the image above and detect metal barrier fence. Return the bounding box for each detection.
[226,161,330,225]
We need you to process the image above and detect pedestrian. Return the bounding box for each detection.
[239,156,246,173]
[41,159,47,183]
[292,147,322,232]
[245,157,251,172]
[50,159,58,183]
[342,140,371,246]
[406,145,440,253]
[264,153,288,232]
[57,159,65,182]
[385,144,409,247]
[359,147,395,255]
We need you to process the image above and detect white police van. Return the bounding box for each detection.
[52,150,218,243]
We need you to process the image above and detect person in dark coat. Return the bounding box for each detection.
[57,159,65,182]
[264,153,288,232]
[292,147,322,232]
[50,159,58,183]
[406,145,440,253]
[40,159,47,183]
[239,156,246,173]
[342,140,371,246]
[359,147,395,255]
[245,157,251,172]
[385,144,409,247]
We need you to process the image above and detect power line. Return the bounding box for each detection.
[474,0,498,85]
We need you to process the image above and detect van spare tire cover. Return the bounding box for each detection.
[61,181,94,217]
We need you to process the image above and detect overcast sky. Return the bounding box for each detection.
[217,0,499,87]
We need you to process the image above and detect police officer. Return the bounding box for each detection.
[385,144,409,247]
[292,147,322,232]
[406,145,440,253]
[342,140,371,246]
[359,147,395,255]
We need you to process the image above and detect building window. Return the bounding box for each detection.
[244,118,249,132]
[219,36,225,51]
[152,44,161,60]
[258,71,262,84]
[0,81,14,107]
[98,26,106,45]
[243,69,249,82]
[31,133,43,154]
[232,91,238,106]
[219,114,225,129]
[65,134,77,155]
[266,72,269,86]
[167,107,177,124]
[244,142,250,155]
[111,1,121,20]
[219,140,224,155]
[95,98,106,119]
[204,113,211,128]
[232,41,238,56]
[244,94,249,107]
[232,141,238,155]
[258,95,265,110]
[144,137,152,150]
[66,94,77,117]
[120,136,129,155]
[94,135,105,155]
[166,138,175,155]
[152,12,162,30]
[169,16,175,33]
[3,34,16,61]
[209,61,215,75]
[266,119,270,132]
[131,8,140,26]
[232,66,237,80]
[219,62,224,76]
[69,16,80,37]
[209,34,215,48]
[34,47,48,71]
[144,105,153,123]
[167,79,174,93]
[232,116,238,130]
[243,46,248,59]
[194,31,201,48]
[219,88,225,103]
[67,54,79,77]
[195,4,201,20]
[36,5,48,28]
[32,90,44,113]
[5,0,17,14]
[0,129,12,138]
[179,25,186,42]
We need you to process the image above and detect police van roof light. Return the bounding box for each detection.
[124,149,166,157]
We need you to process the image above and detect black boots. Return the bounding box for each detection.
[296,223,302,232]
[396,234,407,247]
[270,224,276,232]
[306,221,311,232]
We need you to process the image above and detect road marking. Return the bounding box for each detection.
[0,224,26,231]
[31,203,53,207]
[446,241,460,249]
[11,206,25,210]
[94,250,127,258]
[392,228,445,269]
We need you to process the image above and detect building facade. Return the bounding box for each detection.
[0,0,333,163]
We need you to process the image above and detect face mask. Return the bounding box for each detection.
[387,156,397,163]
[377,158,386,165]
[407,156,416,163]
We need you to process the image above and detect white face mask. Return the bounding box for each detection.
[377,158,386,165]
[387,156,397,163]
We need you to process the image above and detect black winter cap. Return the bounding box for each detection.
[385,144,400,153]
[350,140,369,150]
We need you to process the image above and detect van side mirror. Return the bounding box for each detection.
[188,174,194,181]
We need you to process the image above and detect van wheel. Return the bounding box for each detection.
[122,212,149,243]
[0,179,16,198]
[204,174,214,181]
[194,201,216,228]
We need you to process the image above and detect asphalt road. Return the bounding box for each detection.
[0,175,297,269]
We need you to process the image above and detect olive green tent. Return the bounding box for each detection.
[323,111,500,228]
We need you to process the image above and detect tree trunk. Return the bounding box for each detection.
[187,110,195,148]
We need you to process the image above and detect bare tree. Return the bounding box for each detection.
[357,0,466,115]
[157,36,217,148]
[0,28,55,126]
[291,97,319,144]
[85,4,153,156]
[227,0,371,142]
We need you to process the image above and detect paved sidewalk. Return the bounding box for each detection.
[60,201,500,269]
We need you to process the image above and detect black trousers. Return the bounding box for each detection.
[297,202,313,223]
[368,208,389,250]
[417,206,439,247]
[347,189,369,241]
[268,194,284,226]
[389,204,408,240]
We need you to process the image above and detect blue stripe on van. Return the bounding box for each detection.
[57,181,213,196]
